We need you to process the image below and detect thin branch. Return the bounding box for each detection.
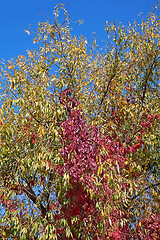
[22,180,46,217]
[131,181,160,200]
[46,170,54,212]
[141,54,159,107]
[25,106,45,126]
[55,22,73,81]
[96,35,123,117]
[126,127,143,145]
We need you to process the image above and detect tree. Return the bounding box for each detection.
[0,3,160,239]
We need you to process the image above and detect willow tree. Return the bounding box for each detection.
[0,4,160,240]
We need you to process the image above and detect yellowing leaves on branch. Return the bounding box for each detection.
[0,3,160,240]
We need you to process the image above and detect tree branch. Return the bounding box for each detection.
[141,54,159,107]
[46,170,54,212]
[22,180,46,217]
[131,181,160,200]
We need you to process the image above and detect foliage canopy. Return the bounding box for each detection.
[0,4,160,239]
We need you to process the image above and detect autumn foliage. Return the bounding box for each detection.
[0,4,160,240]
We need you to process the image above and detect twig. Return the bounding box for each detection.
[22,180,46,217]
[131,181,160,200]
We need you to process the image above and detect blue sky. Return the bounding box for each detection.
[0,0,159,60]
